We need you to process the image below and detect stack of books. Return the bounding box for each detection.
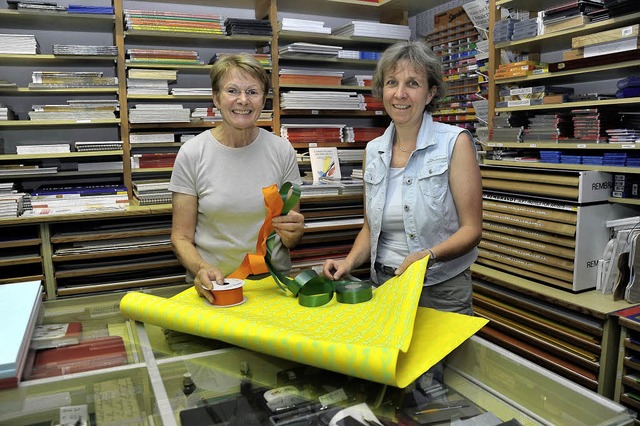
[521,113,574,142]
[342,75,372,87]
[0,104,16,121]
[337,149,365,163]
[129,104,191,123]
[280,91,364,110]
[74,141,123,152]
[131,152,177,169]
[281,124,345,143]
[279,42,342,58]
[126,48,203,65]
[132,179,171,205]
[28,99,118,121]
[27,184,129,215]
[128,68,178,81]
[127,78,169,95]
[52,45,118,56]
[129,132,176,144]
[191,107,222,122]
[124,9,225,34]
[344,127,385,143]
[362,94,384,111]
[279,69,344,86]
[224,18,271,36]
[28,71,117,89]
[332,21,411,40]
[572,108,616,142]
[497,85,574,108]
[279,18,331,34]
[0,191,29,218]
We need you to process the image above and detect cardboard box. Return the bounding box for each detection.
[572,23,639,48]
[583,37,639,58]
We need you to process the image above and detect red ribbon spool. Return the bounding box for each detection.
[210,278,245,306]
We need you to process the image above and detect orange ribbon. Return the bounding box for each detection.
[228,184,283,279]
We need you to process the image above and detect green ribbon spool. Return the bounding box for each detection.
[334,280,373,304]
[264,182,372,308]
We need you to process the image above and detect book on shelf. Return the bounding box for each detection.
[309,147,341,183]
[129,133,176,143]
[0,281,42,390]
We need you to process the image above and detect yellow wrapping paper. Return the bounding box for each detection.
[120,258,487,387]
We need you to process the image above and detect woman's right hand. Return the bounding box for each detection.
[323,258,352,281]
[194,264,224,304]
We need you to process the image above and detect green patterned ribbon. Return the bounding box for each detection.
[264,182,373,307]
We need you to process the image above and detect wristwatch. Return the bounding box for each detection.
[426,249,437,267]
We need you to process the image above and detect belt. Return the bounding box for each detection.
[374,262,397,276]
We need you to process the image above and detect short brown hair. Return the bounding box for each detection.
[371,41,445,113]
[209,53,270,95]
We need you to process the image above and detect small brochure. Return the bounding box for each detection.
[309,147,341,183]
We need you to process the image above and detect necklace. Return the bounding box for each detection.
[395,141,410,153]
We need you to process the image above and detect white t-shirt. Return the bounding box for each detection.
[169,128,302,280]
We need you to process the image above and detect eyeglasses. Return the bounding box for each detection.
[221,87,264,100]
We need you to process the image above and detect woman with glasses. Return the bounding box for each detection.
[169,53,304,304]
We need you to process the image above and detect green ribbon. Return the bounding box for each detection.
[264,182,372,307]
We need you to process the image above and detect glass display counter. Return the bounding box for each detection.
[0,291,635,426]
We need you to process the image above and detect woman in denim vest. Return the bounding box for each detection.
[322,40,482,404]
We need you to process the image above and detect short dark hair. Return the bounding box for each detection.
[371,41,445,113]
[209,53,270,95]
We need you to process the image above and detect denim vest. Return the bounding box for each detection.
[364,112,478,286]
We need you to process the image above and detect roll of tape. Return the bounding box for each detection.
[211,278,245,306]
[335,281,373,304]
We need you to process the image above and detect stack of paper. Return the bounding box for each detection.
[279,18,331,34]
[279,42,342,58]
[332,21,411,40]
[0,33,39,54]
[127,78,169,95]
[170,87,212,96]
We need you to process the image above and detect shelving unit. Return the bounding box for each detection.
[0,0,429,295]
[615,307,640,423]
[471,0,640,397]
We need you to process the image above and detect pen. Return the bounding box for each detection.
[414,404,466,415]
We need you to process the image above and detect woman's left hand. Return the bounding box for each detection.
[272,210,304,248]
